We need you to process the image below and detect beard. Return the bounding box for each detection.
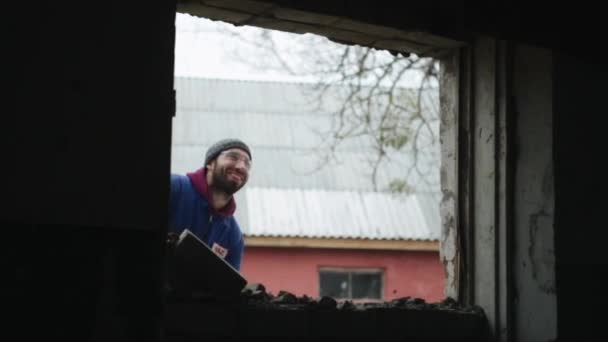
[210,166,245,195]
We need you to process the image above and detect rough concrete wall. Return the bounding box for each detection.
[1,2,175,230]
[467,40,558,341]
[439,51,461,300]
[553,50,608,340]
[449,38,558,341]
[471,38,499,326]
[3,2,175,341]
[440,38,505,338]
[512,44,557,341]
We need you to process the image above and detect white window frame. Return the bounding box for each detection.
[318,267,384,301]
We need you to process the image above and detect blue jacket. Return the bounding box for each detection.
[168,173,244,270]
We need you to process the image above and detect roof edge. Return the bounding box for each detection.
[244,236,439,251]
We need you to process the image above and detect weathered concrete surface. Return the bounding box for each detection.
[512,44,557,342]
[454,40,558,342]
[439,50,460,300]
[471,37,499,334]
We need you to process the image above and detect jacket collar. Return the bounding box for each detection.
[186,167,236,217]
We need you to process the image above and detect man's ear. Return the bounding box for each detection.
[206,160,215,171]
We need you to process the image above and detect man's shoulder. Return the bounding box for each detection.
[171,174,193,189]
[170,173,189,183]
[170,174,201,202]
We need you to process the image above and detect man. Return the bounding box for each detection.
[168,138,251,270]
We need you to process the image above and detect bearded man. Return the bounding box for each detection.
[168,138,252,270]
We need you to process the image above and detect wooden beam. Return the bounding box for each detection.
[244,236,439,251]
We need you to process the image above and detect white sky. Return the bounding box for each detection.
[173,13,430,87]
[174,13,317,83]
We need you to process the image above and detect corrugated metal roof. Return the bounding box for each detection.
[175,77,347,115]
[233,188,440,241]
[171,77,441,241]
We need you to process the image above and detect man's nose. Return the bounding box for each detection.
[234,159,249,171]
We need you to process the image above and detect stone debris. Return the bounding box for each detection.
[165,282,488,339]
[237,283,484,315]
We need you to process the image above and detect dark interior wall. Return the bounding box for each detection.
[256,0,603,60]
[2,2,174,229]
[3,0,606,340]
[554,51,608,339]
[3,1,175,340]
[7,224,167,341]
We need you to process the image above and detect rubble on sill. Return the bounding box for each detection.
[164,282,487,339]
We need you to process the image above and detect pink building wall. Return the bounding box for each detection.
[241,246,445,303]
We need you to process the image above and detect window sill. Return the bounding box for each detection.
[164,295,487,339]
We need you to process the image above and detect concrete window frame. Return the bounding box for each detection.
[174,2,556,340]
[175,0,465,304]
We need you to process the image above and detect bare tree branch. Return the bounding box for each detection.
[212,24,440,194]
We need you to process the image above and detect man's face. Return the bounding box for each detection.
[207,148,251,195]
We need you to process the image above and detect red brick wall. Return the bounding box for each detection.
[241,246,445,302]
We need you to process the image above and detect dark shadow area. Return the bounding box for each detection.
[3,0,607,340]
[4,222,165,341]
[554,51,608,340]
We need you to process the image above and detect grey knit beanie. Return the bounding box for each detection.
[204,138,252,166]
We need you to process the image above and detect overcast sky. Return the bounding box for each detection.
[174,13,316,82]
[173,13,430,87]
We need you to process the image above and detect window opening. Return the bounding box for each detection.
[172,12,445,304]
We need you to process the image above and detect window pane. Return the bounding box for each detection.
[351,273,382,299]
[319,271,349,298]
